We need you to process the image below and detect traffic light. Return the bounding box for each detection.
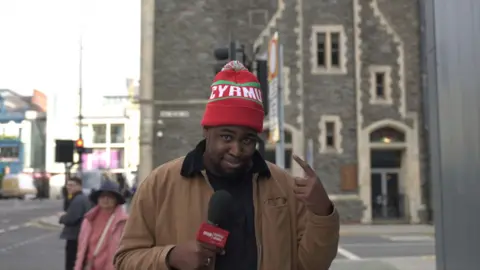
[75,138,85,154]
[256,59,269,115]
[239,44,253,71]
[213,41,252,74]
[213,46,231,74]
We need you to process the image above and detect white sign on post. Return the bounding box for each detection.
[268,32,280,144]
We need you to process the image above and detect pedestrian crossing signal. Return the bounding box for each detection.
[75,139,84,148]
[75,139,84,154]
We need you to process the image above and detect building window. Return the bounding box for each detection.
[0,146,20,162]
[370,127,405,144]
[375,72,386,98]
[325,122,336,148]
[311,25,347,74]
[369,65,392,104]
[110,124,125,144]
[330,33,340,68]
[316,33,326,67]
[319,115,343,154]
[92,124,107,144]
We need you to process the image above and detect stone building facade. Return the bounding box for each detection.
[140,0,428,223]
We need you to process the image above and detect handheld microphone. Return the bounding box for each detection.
[196,190,234,249]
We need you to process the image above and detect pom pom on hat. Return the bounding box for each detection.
[221,60,248,72]
[201,61,265,132]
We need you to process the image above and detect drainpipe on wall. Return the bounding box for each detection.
[418,0,433,223]
[138,0,156,184]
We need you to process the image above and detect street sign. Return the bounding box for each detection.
[268,32,280,144]
[159,110,190,118]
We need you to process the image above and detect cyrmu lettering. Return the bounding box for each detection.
[210,85,262,103]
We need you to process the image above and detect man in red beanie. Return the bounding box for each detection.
[114,61,340,270]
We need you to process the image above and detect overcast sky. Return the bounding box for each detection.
[0,0,140,97]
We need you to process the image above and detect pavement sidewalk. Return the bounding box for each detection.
[36,216,436,269]
[35,215,62,229]
[332,257,436,270]
[340,224,434,235]
[38,214,434,236]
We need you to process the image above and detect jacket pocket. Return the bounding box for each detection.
[261,197,292,270]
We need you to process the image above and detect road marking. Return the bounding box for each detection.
[0,223,31,235]
[8,225,19,231]
[422,255,435,260]
[0,232,57,253]
[382,235,434,242]
[337,246,362,260]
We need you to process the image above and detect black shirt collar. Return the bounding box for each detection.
[180,140,271,178]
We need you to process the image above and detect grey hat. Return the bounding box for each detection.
[89,180,126,205]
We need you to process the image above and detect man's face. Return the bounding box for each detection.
[66,180,81,195]
[204,126,258,176]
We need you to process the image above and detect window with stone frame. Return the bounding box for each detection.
[319,115,343,154]
[369,65,393,104]
[311,25,347,74]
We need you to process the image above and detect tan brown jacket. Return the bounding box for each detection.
[114,150,339,270]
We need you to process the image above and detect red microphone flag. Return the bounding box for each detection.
[196,222,230,248]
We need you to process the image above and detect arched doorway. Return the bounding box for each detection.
[369,126,406,221]
[260,122,303,176]
[358,119,421,224]
[260,129,293,173]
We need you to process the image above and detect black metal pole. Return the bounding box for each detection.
[229,41,236,60]
[62,163,71,211]
[78,37,84,173]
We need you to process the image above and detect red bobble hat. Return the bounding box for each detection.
[201,61,264,132]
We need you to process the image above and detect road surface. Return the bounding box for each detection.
[0,199,63,270]
[333,225,436,270]
[0,199,438,270]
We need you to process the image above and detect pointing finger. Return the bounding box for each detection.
[293,154,316,176]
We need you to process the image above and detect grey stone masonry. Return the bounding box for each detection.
[150,0,426,223]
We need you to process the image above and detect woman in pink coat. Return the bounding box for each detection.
[74,181,128,270]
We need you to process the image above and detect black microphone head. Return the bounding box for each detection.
[207,190,234,226]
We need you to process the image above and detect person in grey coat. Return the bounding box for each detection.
[59,177,92,270]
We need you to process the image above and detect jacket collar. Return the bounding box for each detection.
[180,140,271,178]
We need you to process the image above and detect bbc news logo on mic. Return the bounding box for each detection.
[196,223,230,248]
[202,230,226,243]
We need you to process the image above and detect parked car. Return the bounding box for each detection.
[0,173,36,199]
